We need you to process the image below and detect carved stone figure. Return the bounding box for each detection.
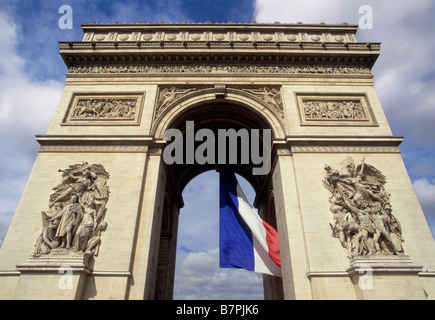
[74,199,97,252]
[51,169,96,205]
[33,206,61,257]
[53,194,83,249]
[86,221,108,254]
[323,157,404,258]
[157,87,196,112]
[242,87,283,112]
[33,162,110,256]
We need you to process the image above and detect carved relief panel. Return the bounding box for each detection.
[296,93,377,126]
[63,93,145,125]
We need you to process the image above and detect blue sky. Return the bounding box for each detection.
[0,0,434,300]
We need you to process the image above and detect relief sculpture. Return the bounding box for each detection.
[33,162,110,257]
[71,98,137,119]
[156,87,197,113]
[322,157,404,258]
[68,64,371,75]
[242,87,283,113]
[304,100,366,120]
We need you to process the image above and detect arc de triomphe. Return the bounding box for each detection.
[0,22,434,300]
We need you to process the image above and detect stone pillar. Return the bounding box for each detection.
[127,148,167,300]
[154,196,180,300]
[259,188,284,300]
[271,149,312,299]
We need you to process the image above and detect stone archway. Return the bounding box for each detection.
[2,22,434,301]
[150,88,287,299]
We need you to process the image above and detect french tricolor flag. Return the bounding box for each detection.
[219,167,281,277]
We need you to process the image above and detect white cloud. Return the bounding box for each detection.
[413,178,435,237]
[178,171,256,251]
[255,0,358,24]
[178,171,220,252]
[0,12,63,244]
[174,248,264,300]
[0,13,25,75]
[107,0,190,24]
[413,178,435,216]
[174,171,263,299]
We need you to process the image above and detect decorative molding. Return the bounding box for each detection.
[291,146,400,153]
[61,23,380,72]
[306,271,349,278]
[17,251,94,274]
[308,256,424,278]
[90,270,132,277]
[63,92,145,126]
[0,270,21,276]
[81,29,360,44]
[346,255,423,275]
[36,135,155,153]
[39,145,149,153]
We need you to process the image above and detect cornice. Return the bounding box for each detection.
[286,135,403,146]
[59,43,379,69]
[35,134,403,147]
[59,22,380,69]
[286,135,403,154]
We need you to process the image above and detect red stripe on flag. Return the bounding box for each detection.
[262,220,281,267]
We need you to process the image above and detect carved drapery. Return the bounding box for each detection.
[33,162,110,257]
[322,157,404,258]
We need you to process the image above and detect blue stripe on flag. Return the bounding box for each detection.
[219,167,255,271]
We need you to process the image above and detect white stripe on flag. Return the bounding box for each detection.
[235,184,282,277]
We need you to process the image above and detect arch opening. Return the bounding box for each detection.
[152,96,284,300]
[161,100,277,199]
[173,170,264,300]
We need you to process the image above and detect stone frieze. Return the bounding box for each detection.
[68,64,372,76]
